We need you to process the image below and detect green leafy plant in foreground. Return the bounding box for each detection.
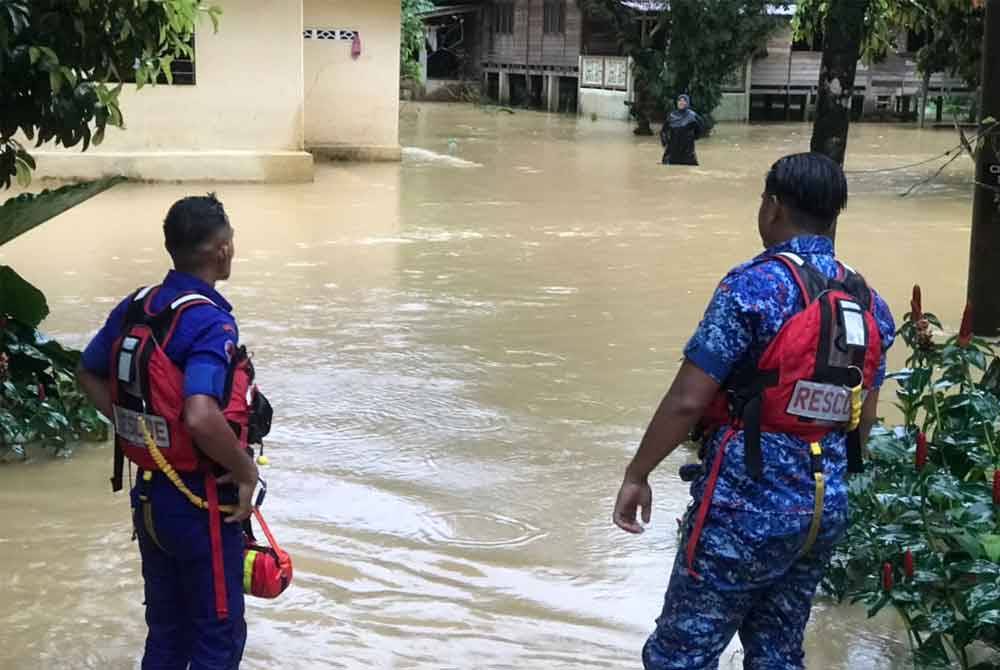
[826,286,1000,669]
[0,267,107,458]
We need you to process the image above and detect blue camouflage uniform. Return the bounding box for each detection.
[82,270,246,670]
[643,235,896,670]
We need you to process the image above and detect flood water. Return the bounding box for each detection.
[0,103,977,669]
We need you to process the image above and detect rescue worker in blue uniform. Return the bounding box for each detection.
[78,194,258,670]
[613,153,896,670]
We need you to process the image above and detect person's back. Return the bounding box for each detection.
[78,194,260,670]
[614,153,895,669]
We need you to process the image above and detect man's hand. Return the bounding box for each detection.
[218,463,258,524]
[614,473,652,534]
[613,361,719,534]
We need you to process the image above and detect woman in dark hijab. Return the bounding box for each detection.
[660,94,705,166]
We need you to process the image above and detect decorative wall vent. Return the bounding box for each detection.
[303,28,358,41]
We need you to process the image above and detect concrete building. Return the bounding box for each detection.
[31,0,402,183]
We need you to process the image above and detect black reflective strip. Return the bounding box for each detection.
[847,429,864,473]
[810,449,824,475]
[111,442,125,493]
[743,395,764,480]
[813,295,835,382]
[138,336,156,410]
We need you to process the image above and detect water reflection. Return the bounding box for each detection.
[0,103,974,668]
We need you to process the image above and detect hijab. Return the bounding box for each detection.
[668,94,698,129]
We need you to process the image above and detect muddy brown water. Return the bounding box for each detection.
[0,103,976,669]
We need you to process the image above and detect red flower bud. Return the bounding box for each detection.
[903,550,915,579]
[993,471,1000,506]
[910,285,923,321]
[958,303,973,347]
[882,562,894,591]
[37,383,46,401]
[915,432,928,470]
[0,316,7,330]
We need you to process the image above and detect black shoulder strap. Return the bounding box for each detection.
[120,286,157,332]
[146,292,218,344]
[767,252,828,305]
[833,261,875,313]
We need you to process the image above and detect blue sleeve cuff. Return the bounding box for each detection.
[183,361,229,405]
[81,334,112,377]
[684,340,730,384]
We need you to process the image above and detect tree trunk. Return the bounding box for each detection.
[919,70,931,129]
[809,0,870,165]
[968,0,1000,336]
[633,82,654,135]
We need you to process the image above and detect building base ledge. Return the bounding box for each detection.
[308,144,403,162]
[29,150,315,183]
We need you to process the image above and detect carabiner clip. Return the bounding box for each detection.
[254,476,268,508]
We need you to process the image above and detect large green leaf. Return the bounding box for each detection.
[0,265,48,326]
[0,176,125,247]
[981,535,1000,563]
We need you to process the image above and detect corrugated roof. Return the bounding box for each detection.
[619,1,794,15]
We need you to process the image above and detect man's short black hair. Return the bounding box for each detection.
[765,153,848,233]
[163,193,230,268]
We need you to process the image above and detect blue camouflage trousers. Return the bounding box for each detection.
[642,503,848,670]
[132,473,247,670]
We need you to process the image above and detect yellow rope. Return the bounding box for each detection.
[800,442,825,557]
[138,417,236,514]
[847,382,864,432]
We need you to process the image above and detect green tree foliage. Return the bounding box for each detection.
[0,0,221,188]
[401,0,434,82]
[793,0,985,87]
[578,0,779,130]
[0,1,219,456]
[827,288,1000,669]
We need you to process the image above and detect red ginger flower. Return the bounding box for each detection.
[993,471,1000,506]
[915,432,928,470]
[904,551,915,579]
[882,563,894,591]
[911,285,923,321]
[958,303,973,347]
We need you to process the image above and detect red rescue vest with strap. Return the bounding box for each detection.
[683,253,883,578]
[108,286,253,489]
[701,252,883,478]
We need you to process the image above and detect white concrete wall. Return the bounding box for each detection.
[29,0,313,182]
[714,93,750,122]
[579,89,631,122]
[304,0,402,161]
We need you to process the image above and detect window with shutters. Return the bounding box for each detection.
[543,1,565,35]
[493,2,514,35]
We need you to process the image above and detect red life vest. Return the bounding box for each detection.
[701,252,883,478]
[108,286,254,491]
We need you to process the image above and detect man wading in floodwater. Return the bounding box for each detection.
[613,153,896,669]
[78,194,260,669]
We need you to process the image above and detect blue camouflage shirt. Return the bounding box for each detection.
[684,235,896,516]
[81,270,239,405]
